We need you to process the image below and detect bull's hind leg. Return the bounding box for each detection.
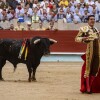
[0,57,6,81]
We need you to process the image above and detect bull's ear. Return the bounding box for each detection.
[49,39,57,45]
[34,39,41,44]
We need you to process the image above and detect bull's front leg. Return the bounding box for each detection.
[32,65,38,82]
[26,63,32,82]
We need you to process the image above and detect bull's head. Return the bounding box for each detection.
[33,38,57,55]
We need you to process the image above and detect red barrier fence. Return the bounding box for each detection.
[0,30,86,52]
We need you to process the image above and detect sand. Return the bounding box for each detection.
[0,62,100,100]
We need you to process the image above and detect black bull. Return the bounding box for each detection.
[0,36,57,82]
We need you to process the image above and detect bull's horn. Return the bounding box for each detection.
[34,39,41,44]
[49,39,57,43]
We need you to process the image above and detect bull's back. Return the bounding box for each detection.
[0,39,22,58]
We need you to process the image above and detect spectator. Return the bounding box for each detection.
[24,4,33,23]
[59,0,69,8]
[82,9,89,22]
[25,0,33,8]
[15,3,24,22]
[0,9,7,21]
[14,21,24,30]
[32,7,39,23]
[33,0,38,8]
[58,4,66,19]
[46,20,57,30]
[73,9,82,24]
[66,8,73,23]
[67,3,75,14]
[52,4,58,15]
[95,0,100,21]
[25,21,33,30]
[9,0,19,10]
[70,0,78,7]
[9,24,14,30]
[36,20,45,30]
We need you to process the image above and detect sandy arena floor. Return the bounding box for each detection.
[0,62,100,100]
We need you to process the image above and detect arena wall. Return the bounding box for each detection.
[0,30,86,53]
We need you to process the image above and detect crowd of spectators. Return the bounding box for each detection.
[0,0,100,26]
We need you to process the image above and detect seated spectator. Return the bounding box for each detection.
[25,0,33,8]
[0,9,7,21]
[8,0,19,10]
[24,4,33,23]
[9,24,14,30]
[40,0,49,9]
[46,20,57,30]
[66,8,73,23]
[73,9,82,24]
[57,5,66,19]
[82,9,89,22]
[59,0,69,8]
[0,0,8,9]
[67,3,75,14]
[14,21,24,30]
[85,0,95,6]
[76,3,84,17]
[79,0,85,8]
[15,3,24,22]
[48,11,58,22]
[52,4,58,15]
[36,20,45,30]
[40,9,49,22]
[6,8,15,21]
[32,7,39,23]
[33,0,38,8]
[25,21,33,30]
[70,0,78,7]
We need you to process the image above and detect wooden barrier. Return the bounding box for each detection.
[0,30,86,52]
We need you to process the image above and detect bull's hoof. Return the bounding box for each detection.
[32,77,37,82]
[28,78,32,82]
[0,78,4,81]
[32,79,37,82]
